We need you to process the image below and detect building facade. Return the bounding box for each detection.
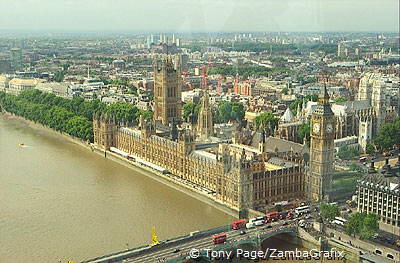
[93,113,306,217]
[356,158,400,235]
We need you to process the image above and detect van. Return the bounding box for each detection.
[246,222,255,229]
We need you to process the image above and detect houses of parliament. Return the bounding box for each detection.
[93,55,334,217]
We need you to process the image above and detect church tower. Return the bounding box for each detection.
[307,85,336,202]
[197,91,213,141]
[153,55,182,126]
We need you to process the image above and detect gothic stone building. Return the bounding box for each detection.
[93,114,305,217]
[153,56,182,126]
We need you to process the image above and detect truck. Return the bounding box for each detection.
[212,233,227,244]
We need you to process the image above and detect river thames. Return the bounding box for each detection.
[0,115,235,262]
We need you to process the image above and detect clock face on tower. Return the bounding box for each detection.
[313,123,320,133]
[326,123,333,133]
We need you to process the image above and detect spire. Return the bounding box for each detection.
[318,76,330,105]
[296,102,302,120]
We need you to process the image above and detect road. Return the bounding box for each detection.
[121,221,292,263]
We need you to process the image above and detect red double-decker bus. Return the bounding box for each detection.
[212,233,227,244]
[265,211,279,222]
[231,219,246,230]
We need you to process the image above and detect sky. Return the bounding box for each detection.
[0,0,398,32]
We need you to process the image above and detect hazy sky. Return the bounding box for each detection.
[0,0,398,32]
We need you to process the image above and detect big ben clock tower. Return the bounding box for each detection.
[308,85,336,202]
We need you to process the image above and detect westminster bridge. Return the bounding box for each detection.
[80,222,300,263]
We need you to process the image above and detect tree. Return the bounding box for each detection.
[337,145,360,160]
[374,118,400,152]
[290,94,318,115]
[54,70,65,82]
[346,212,379,240]
[216,101,245,123]
[281,87,289,95]
[136,109,153,121]
[365,144,375,155]
[346,212,365,237]
[297,123,310,143]
[320,203,340,221]
[334,97,347,103]
[349,163,364,172]
[255,112,278,134]
[183,102,201,121]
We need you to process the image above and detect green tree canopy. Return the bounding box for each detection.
[365,144,375,155]
[346,212,379,240]
[183,102,201,122]
[320,203,340,221]
[53,70,65,82]
[297,122,310,143]
[255,112,278,133]
[0,90,151,142]
[334,97,347,103]
[215,101,245,123]
[374,118,400,152]
[290,94,318,115]
[337,145,360,160]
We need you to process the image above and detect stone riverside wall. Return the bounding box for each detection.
[325,227,399,262]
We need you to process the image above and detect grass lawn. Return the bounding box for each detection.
[333,171,364,192]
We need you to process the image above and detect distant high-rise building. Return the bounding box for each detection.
[337,42,346,57]
[153,56,182,126]
[10,48,23,71]
[355,47,361,56]
[179,54,188,72]
[146,36,151,49]
[176,38,181,47]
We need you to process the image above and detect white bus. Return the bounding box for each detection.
[295,206,310,216]
[332,216,347,226]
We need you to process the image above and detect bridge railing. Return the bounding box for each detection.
[79,225,231,263]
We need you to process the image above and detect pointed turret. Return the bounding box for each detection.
[197,90,213,141]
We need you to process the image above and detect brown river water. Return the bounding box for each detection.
[0,115,235,262]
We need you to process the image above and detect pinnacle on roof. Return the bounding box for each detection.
[280,107,295,123]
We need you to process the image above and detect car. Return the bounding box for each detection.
[255,220,264,226]
[282,221,289,226]
[173,248,181,253]
[266,225,272,229]
[239,230,246,235]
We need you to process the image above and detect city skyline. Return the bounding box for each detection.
[0,0,398,32]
